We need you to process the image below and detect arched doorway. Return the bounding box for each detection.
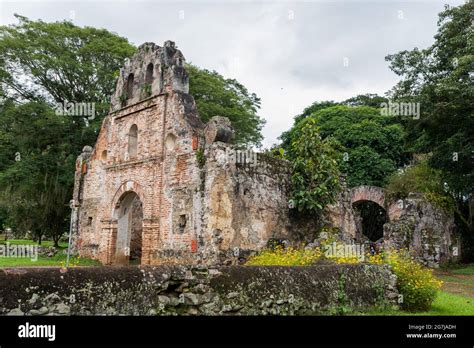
[114,191,143,264]
[352,200,388,242]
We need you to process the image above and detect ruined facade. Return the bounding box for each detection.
[73,41,460,267]
[326,185,461,266]
[72,41,293,265]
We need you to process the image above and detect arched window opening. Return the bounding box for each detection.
[145,63,154,85]
[128,124,138,158]
[126,73,134,100]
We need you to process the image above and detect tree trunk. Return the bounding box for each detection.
[53,233,60,248]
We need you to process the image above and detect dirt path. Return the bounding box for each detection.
[434,269,474,298]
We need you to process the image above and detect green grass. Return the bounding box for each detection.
[0,239,68,248]
[452,264,474,275]
[0,239,100,267]
[0,253,101,267]
[362,291,474,316]
[428,291,474,315]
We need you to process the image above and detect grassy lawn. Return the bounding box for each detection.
[363,290,474,316]
[0,239,68,248]
[0,239,100,267]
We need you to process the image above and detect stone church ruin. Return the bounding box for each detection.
[72,41,460,267]
[72,41,293,265]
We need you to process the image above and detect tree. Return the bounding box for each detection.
[281,105,408,187]
[0,16,135,245]
[187,64,265,146]
[287,118,341,214]
[0,101,74,246]
[386,2,473,260]
[385,2,473,200]
[279,94,388,150]
[0,15,135,113]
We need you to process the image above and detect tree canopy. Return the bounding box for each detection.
[385,2,473,199]
[280,104,408,187]
[188,64,265,146]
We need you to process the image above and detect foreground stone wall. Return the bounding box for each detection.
[0,265,398,316]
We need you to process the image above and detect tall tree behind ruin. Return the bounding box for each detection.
[187,64,265,147]
[0,16,135,243]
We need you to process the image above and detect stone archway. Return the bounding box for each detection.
[113,191,144,265]
[108,180,146,265]
[350,186,386,208]
[350,186,388,242]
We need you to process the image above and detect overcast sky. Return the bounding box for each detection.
[0,0,465,147]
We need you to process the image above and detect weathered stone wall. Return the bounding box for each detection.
[0,265,398,316]
[383,193,461,267]
[198,143,293,264]
[324,186,460,266]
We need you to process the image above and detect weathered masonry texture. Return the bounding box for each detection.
[326,186,461,267]
[0,265,398,316]
[72,41,293,265]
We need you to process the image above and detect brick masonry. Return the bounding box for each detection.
[72,41,293,265]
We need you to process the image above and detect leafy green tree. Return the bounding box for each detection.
[187,64,265,146]
[0,16,135,244]
[385,2,473,200]
[281,105,408,187]
[0,15,135,113]
[279,94,388,150]
[287,118,341,214]
[0,101,74,245]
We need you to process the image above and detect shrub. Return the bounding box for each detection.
[369,250,442,311]
[287,118,341,214]
[385,161,455,212]
[246,244,362,266]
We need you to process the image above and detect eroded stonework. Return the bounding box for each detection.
[325,186,461,267]
[72,42,293,265]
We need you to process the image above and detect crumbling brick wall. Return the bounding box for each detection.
[72,42,294,266]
